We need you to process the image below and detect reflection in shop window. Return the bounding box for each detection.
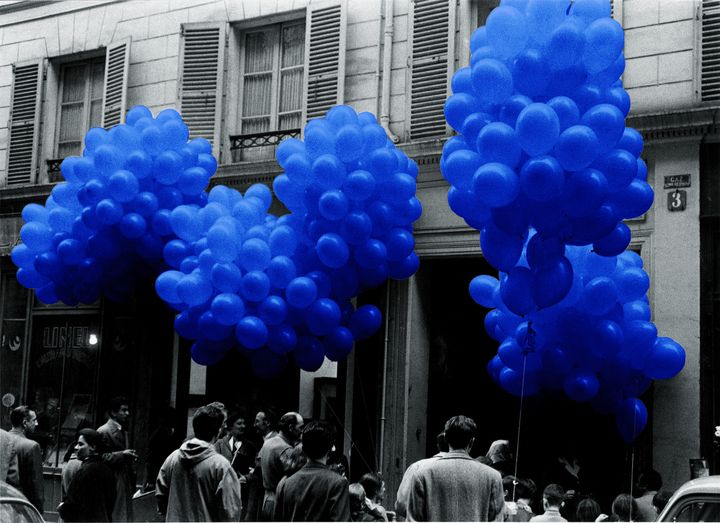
[26,314,100,468]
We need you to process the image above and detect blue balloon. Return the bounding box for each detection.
[235,316,268,350]
[547,97,580,132]
[512,49,550,97]
[547,18,586,70]
[471,59,513,104]
[555,125,600,171]
[349,305,383,340]
[481,223,524,272]
[516,103,560,157]
[469,275,499,307]
[644,337,685,380]
[532,256,573,308]
[473,163,520,207]
[444,93,479,131]
[294,336,326,371]
[615,398,647,443]
[500,267,535,316]
[477,123,521,167]
[581,277,617,315]
[486,6,528,59]
[519,156,564,202]
[562,169,608,217]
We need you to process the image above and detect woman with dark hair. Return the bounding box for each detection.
[609,494,639,522]
[576,497,606,522]
[360,472,389,521]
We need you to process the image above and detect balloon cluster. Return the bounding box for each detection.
[441,0,685,441]
[12,105,421,375]
[12,106,214,305]
[155,105,420,373]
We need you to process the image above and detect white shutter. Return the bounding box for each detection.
[179,23,226,157]
[101,39,130,128]
[409,0,452,141]
[6,60,43,186]
[303,0,346,122]
[702,0,720,102]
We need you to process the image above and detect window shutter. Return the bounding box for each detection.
[409,0,452,141]
[702,0,720,102]
[303,0,346,122]
[101,39,130,128]
[179,23,226,157]
[6,60,43,186]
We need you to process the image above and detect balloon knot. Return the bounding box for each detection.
[566,0,574,16]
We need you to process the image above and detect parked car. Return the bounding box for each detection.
[0,481,44,523]
[657,475,720,521]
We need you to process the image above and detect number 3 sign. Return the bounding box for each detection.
[667,190,686,212]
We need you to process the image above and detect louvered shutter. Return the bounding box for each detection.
[101,39,130,128]
[303,0,346,122]
[6,60,43,186]
[702,0,720,102]
[409,0,452,141]
[179,23,226,157]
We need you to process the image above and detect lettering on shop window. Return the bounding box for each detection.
[42,324,90,350]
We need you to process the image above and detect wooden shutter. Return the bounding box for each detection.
[702,0,720,102]
[101,39,130,128]
[409,0,453,141]
[6,60,43,186]
[303,0,346,122]
[179,23,226,157]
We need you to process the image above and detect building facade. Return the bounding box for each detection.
[0,0,716,516]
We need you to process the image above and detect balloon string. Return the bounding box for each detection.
[513,323,534,501]
[629,405,637,520]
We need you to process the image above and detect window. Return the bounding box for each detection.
[671,498,720,522]
[0,273,29,431]
[235,21,305,161]
[703,0,720,102]
[56,57,105,160]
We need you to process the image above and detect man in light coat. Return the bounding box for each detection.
[0,428,20,488]
[156,403,242,522]
[9,406,44,514]
[97,396,137,522]
[407,415,505,521]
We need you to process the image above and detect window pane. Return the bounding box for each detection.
[279,68,303,113]
[279,112,301,131]
[3,275,28,319]
[241,116,271,135]
[91,60,106,99]
[62,65,87,103]
[282,24,305,68]
[59,103,83,142]
[90,100,103,128]
[26,314,100,468]
[244,31,274,73]
[58,142,81,159]
[243,73,272,116]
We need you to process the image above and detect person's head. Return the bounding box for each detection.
[349,483,367,513]
[76,428,103,461]
[254,409,278,436]
[576,497,602,522]
[10,406,38,433]
[611,493,638,522]
[226,410,247,439]
[636,469,662,493]
[360,472,385,503]
[108,396,130,424]
[652,490,672,514]
[279,412,304,441]
[542,484,565,511]
[486,439,512,464]
[503,476,536,503]
[443,415,476,451]
[192,404,226,442]
[436,432,449,453]
[300,421,334,461]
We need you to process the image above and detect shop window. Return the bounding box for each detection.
[0,273,29,430]
[25,311,101,468]
[233,21,305,162]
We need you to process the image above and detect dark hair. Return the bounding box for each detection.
[503,476,536,502]
[10,405,33,427]
[576,497,602,522]
[443,415,476,449]
[637,469,662,492]
[78,428,104,451]
[611,493,638,522]
[653,490,672,512]
[360,472,384,501]
[349,483,367,513]
[279,412,301,434]
[436,432,449,453]
[109,396,129,414]
[226,409,248,428]
[543,484,565,508]
[301,421,334,460]
[192,404,226,441]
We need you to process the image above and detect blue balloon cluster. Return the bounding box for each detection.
[154,105,420,373]
[13,105,420,375]
[442,0,685,441]
[12,106,214,305]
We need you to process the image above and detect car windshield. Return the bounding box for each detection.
[0,499,44,523]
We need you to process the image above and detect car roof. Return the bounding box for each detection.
[657,476,720,521]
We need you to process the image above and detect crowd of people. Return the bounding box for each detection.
[0,401,679,522]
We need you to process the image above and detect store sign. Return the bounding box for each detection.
[663,174,691,189]
[42,324,91,350]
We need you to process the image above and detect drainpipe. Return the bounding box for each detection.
[380,0,400,143]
